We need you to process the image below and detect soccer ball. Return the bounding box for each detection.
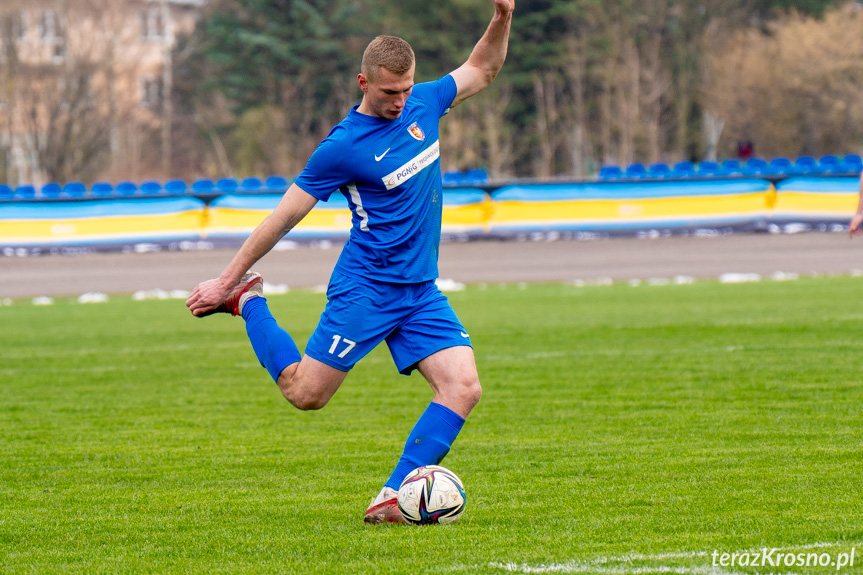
[397,465,466,525]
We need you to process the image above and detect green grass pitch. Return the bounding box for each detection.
[2,276,862,574]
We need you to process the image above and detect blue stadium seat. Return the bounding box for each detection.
[818,155,841,169]
[14,184,36,199]
[15,184,36,199]
[720,159,742,175]
[116,181,139,196]
[843,154,862,173]
[647,163,671,178]
[216,178,239,193]
[462,169,489,184]
[0,184,12,200]
[164,179,188,194]
[766,157,793,176]
[696,161,720,176]
[442,170,464,185]
[90,182,114,198]
[239,177,263,192]
[598,165,623,180]
[794,155,820,175]
[624,163,647,179]
[813,155,845,174]
[140,180,163,195]
[264,175,289,192]
[671,161,695,178]
[191,179,215,194]
[41,182,62,198]
[742,157,768,176]
[62,182,86,198]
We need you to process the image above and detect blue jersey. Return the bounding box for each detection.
[294,75,458,283]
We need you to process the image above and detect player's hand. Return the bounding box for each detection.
[493,0,514,16]
[186,277,232,317]
[850,214,863,238]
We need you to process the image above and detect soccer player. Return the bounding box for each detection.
[185,0,514,524]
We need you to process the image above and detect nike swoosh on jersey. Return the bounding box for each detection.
[374,148,391,162]
[460,332,470,338]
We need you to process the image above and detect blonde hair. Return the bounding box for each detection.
[361,35,415,81]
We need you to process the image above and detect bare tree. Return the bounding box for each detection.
[703,3,863,159]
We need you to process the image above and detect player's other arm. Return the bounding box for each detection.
[449,0,514,108]
[850,172,863,238]
[186,184,318,316]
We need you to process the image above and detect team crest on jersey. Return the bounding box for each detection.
[407,122,425,141]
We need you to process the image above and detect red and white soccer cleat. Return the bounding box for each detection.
[363,497,407,525]
[198,271,263,317]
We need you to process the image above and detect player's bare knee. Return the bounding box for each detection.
[446,375,481,410]
[283,387,329,410]
[277,376,329,411]
[291,392,329,411]
[464,377,482,409]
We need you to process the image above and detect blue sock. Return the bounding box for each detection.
[241,296,301,382]
[384,402,466,491]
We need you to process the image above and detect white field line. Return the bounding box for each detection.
[489,541,861,575]
[488,564,748,575]
[0,340,248,361]
[479,340,856,362]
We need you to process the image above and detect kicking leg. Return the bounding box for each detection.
[242,292,348,411]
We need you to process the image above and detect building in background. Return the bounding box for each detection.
[0,0,205,187]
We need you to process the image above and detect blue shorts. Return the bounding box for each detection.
[305,271,471,375]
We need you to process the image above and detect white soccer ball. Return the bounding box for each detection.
[397,465,466,525]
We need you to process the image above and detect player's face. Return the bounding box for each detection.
[359,66,415,120]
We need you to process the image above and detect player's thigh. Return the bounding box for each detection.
[416,345,479,391]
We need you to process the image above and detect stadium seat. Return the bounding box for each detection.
[0,184,12,200]
[818,154,855,174]
[720,159,742,176]
[794,155,820,175]
[264,175,289,192]
[239,177,263,192]
[647,163,671,178]
[116,181,139,196]
[815,155,845,174]
[696,161,720,176]
[14,184,36,199]
[442,170,464,186]
[216,178,239,193]
[140,180,163,195]
[766,157,793,176]
[598,165,623,180]
[462,169,489,184]
[191,179,215,194]
[90,182,114,198]
[164,179,188,194]
[818,154,840,169]
[624,163,647,179]
[41,182,62,198]
[741,157,768,176]
[671,161,695,178]
[843,154,863,173]
[62,182,86,198]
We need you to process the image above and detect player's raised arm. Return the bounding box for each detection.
[186,184,318,316]
[449,0,514,108]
